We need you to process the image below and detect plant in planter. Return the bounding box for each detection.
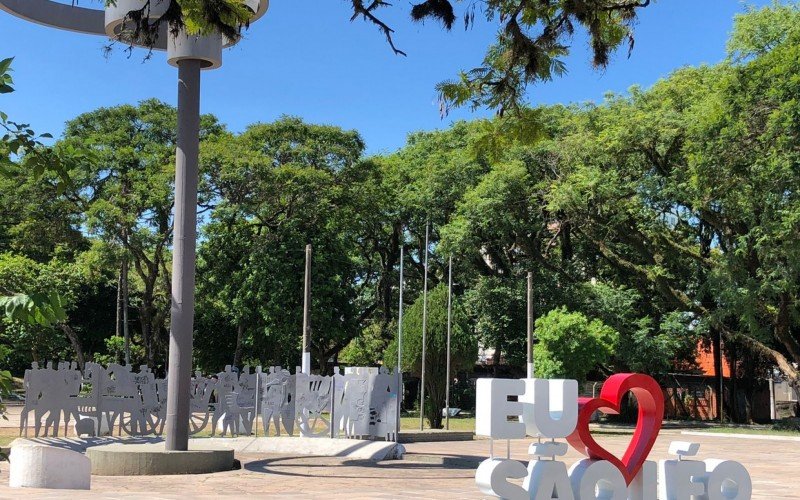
[103,0,259,48]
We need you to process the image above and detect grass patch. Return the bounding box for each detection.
[702,427,800,437]
[397,417,638,434]
[400,416,475,432]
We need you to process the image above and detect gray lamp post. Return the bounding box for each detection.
[0,0,269,452]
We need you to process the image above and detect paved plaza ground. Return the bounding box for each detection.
[0,427,797,499]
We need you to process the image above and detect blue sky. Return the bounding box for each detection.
[0,0,773,155]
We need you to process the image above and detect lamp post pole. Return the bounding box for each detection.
[165,59,201,451]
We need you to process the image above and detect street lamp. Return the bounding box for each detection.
[0,0,269,452]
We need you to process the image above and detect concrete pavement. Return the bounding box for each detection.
[0,429,796,498]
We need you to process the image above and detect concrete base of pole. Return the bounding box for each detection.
[86,442,234,476]
[397,430,474,443]
[202,437,404,460]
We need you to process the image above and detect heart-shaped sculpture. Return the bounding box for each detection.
[566,373,664,485]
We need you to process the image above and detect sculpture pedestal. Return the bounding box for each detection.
[86,442,234,476]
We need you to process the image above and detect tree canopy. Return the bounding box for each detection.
[533,307,618,382]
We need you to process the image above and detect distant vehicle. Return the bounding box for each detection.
[442,407,461,417]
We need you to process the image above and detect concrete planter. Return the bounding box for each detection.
[105,0,169,40]
[168,29,223,70]
[9,443,91,490]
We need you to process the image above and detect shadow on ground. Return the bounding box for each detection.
[243,454,480,480]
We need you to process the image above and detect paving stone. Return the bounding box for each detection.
[0,429,796,498]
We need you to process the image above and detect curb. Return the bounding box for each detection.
[681,430,800,442]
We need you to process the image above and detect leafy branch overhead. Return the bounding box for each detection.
[352,0,652,114]
[0,292,67,328]
[103,1,652,114]
[0,58,73,189]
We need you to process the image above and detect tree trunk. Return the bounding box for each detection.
[60,323,86,373]
[730,341,740,423]
[116,266,122,339]
[425,370,446,429]
[233,322,245,368]
[492,341,502,377]
[140,307,154,367]
[722,328,800,404]
[712,328,724,422]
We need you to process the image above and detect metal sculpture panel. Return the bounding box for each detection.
[20,362,399,441]
[295,371,333,437]
[332,367,398,441]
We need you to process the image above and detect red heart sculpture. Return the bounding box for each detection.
[566,373,664,485]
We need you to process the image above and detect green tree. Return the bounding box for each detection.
[339,323,386,367]
[58,100,223,367]
[385,284,477,429]
[579,282,699,375]
[0,158,87,262]
[1,58,87,262]
[538,3,800,396]
[438,113,591,371]
[726,1,800,62]
[0,253,110,372]
[464,275,527,372]
[0,58,111,373]
[197,117,372,371]
[533,307,618,382]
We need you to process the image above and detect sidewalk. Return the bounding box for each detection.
[0,429,796,498]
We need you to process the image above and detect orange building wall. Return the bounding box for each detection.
[695,341,731,377]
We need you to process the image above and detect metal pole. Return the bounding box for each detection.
[419,222,430,431]
[396,243,405,441]
[122,256,130,366]
[445,255,453,431]
[527,271,533,379]
[165,59,202,451]
[330,374,336,439]
[769,374,776,421]
[718,331,725,423]
[254,367,260,437]
[302,244,312,375]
